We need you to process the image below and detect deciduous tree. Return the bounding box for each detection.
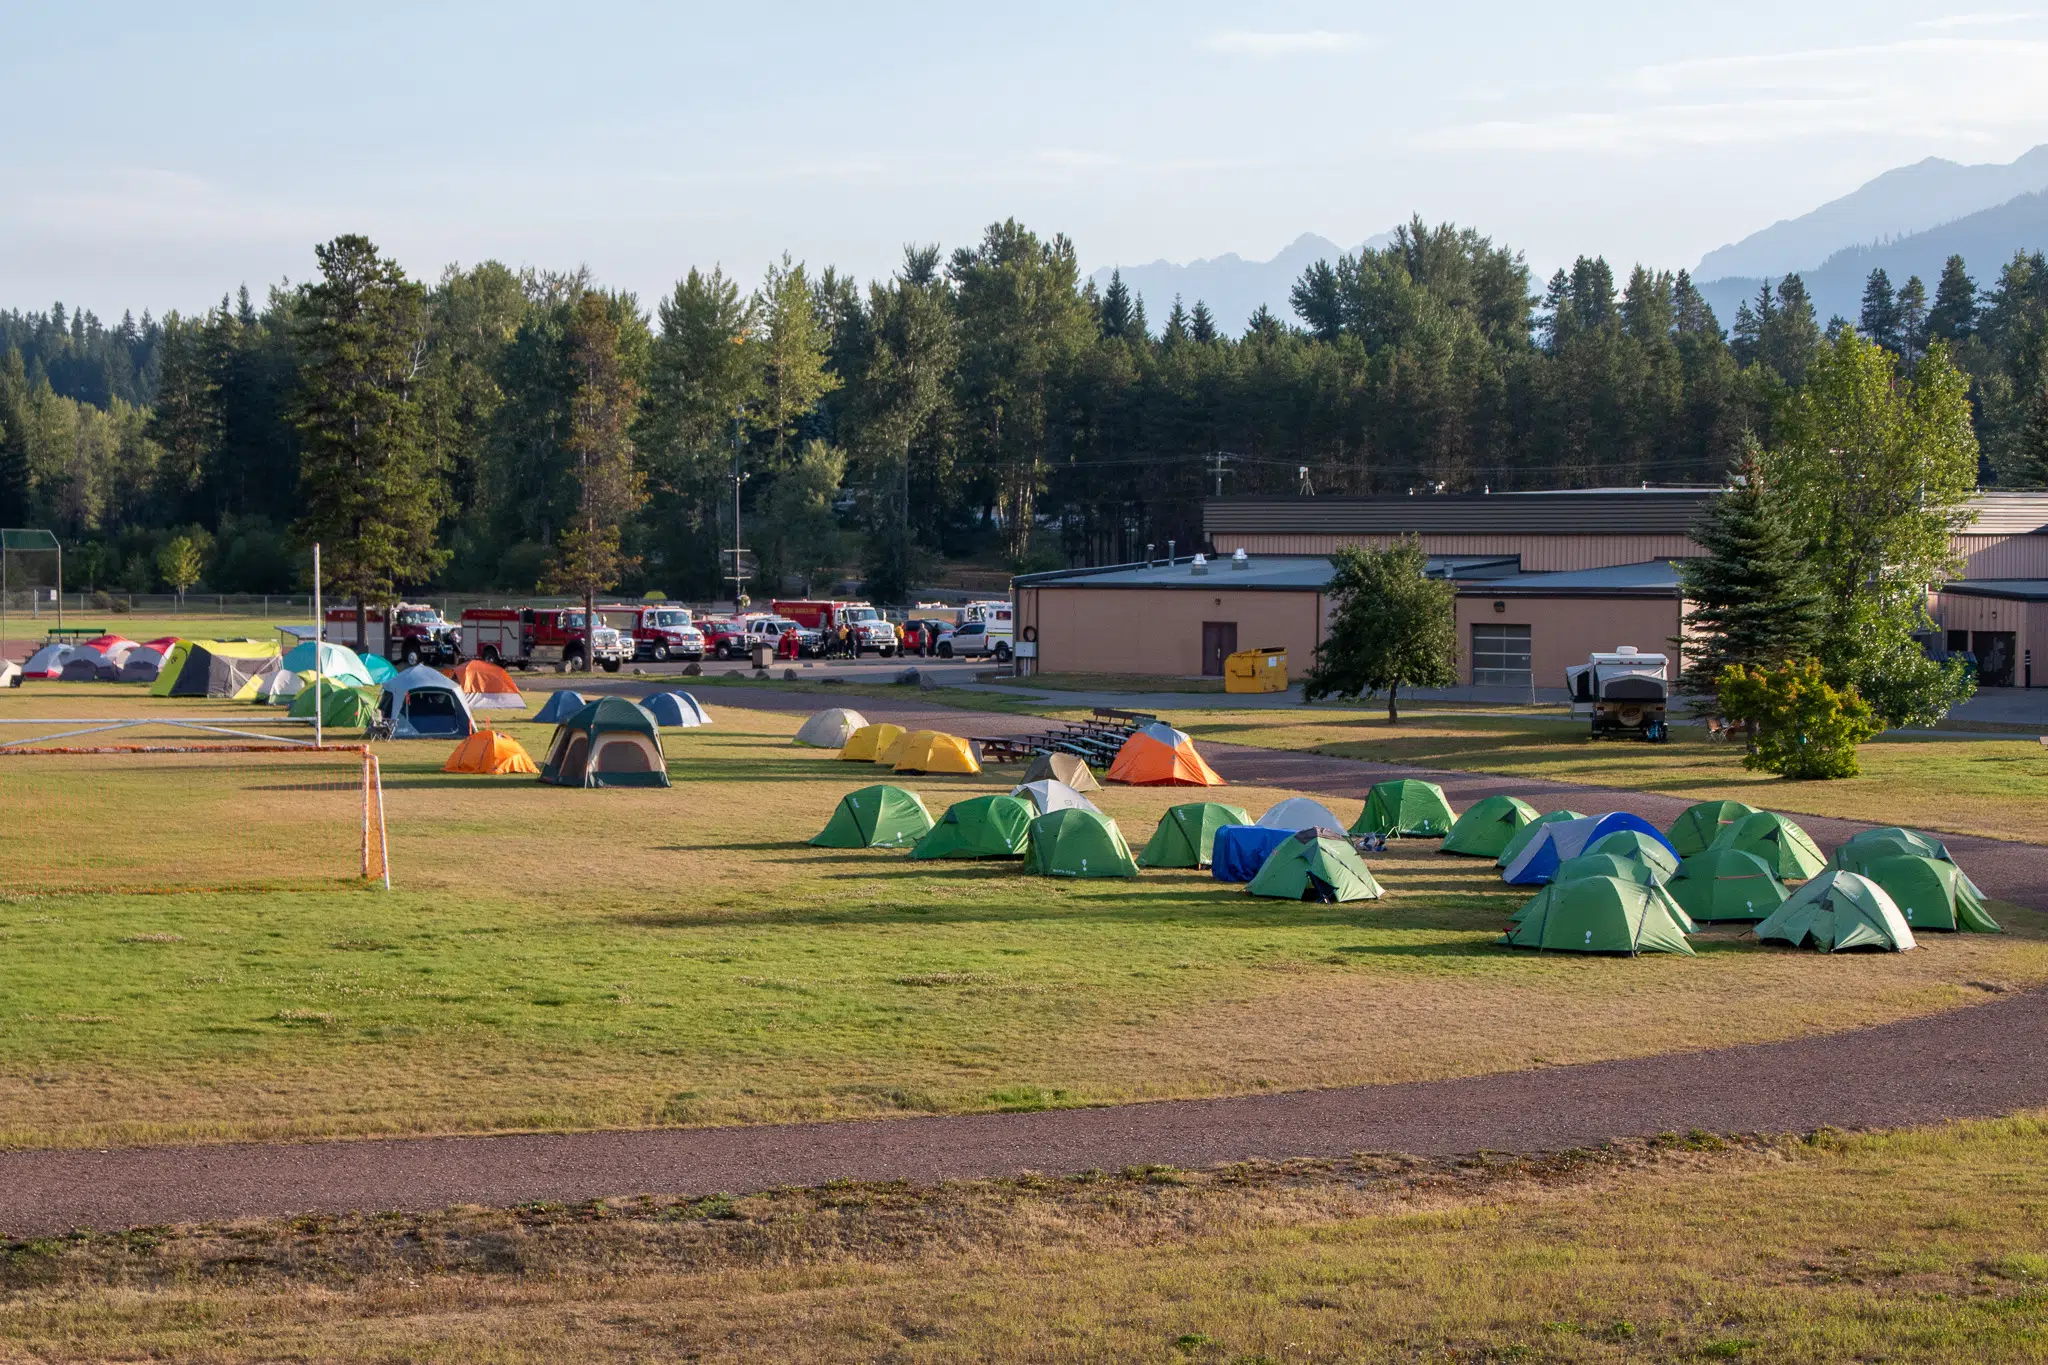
[1303,539,1459,723]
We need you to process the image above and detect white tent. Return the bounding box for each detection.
[796,707,868,747]
[1256,797,1346,833]
[379,664,475,739]
[21,643,76,679]
[260,669,309,705]
[0,659,19,688]
[1010,779,1102,815]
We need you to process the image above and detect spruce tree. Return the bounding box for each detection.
[548,291,647,664]
[1859,268,1899,350]
[1098,269,1134,340]
[1895,275,1929,362]
[1927,254,1977,345]
[1676,443,1825,703]
[1189,299,1218,344]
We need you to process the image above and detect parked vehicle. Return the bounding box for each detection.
[772,599,898,656]
[937,611,1014,662]
[605,604,705,662]
[460,607,633,672]
[1567,646,1669,742]
[744,615,822,656]
[700,618,751,660]
[323,603,462,666]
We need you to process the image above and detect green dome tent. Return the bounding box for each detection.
[1246,829,1384,903]
[1351,779,1457,838]
[1499,876,1695,955]
[1712,810,1826,879]
[1441,795,1538,858]
[288,677,380,729]
[1830,829,1982,895]
[1861,854,1999,933]
[1137,802,1251,869]
[1519,863,1695,930]
[1754,870,1916,952]
[1022,808,1139,879]
[1665,847,1786,923]
[911,794,1034,860]
[539,698,669,789]
[1842,826,1952,861]
[1495,810,1585,868]
[1665,800,1759,858]
[1584,829,1680,882]
[811,784,934,849]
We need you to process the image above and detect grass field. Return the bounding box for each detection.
[2,612,299,647]
[6,1115,2046,1361]
[0,684,2043,1150]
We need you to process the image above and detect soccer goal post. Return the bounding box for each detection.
[0,739,390,895]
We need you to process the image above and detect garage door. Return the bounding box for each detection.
[1471,624,1531,687]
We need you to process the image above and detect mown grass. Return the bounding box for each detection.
[6,1115,2048,1361]
[0,685,2044,1149]
[1173,709,2048,845]
[7,612,297,644]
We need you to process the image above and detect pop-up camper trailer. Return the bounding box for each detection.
[1566,646,1669,742]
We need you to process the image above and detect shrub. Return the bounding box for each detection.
[1716,658,1882,779]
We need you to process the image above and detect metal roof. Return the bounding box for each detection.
[1015,554,1520,591]
[1936,578,2048,601]
[1464,560,1683,596]
[1203,488,2048,537]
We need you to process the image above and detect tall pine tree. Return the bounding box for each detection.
[548,291,647,667]
[292,234,447,645]
[1676,443,1825,702]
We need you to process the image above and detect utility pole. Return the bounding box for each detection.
[730,405,748,610]
[1208,450,1232,498]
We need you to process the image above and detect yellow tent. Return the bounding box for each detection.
[875,726,917,766]
[442,729,541,775]
[894,731,980,775]
[841,722,904,762]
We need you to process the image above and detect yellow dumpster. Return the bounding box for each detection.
[1224,646,1287,693]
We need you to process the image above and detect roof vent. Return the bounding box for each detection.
[1616,645,1639,655]
[1231,548,1249,571]
[1190,553,1207,576]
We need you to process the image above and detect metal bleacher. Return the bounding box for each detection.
[970,707,1157,766]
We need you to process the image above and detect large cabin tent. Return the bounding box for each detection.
[540,697,670,788]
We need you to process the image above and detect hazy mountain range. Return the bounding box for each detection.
[1106,145,2048,340]
[1088,230,1394,337]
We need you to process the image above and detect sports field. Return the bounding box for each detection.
[1,684,2043,1151]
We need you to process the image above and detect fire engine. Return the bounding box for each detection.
[322,603,462,666]
[460,607,634,672]
[600,604,706,662]
[772,599,898,656]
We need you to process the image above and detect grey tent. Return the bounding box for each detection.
[1011,779,1102,815]
[1021,751,1100,791]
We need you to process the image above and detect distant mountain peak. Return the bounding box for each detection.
[1697,144,2048,282]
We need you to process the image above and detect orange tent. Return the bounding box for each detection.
[444,659,526,709]
[1106,722,1225,787]
[443,728,540,775]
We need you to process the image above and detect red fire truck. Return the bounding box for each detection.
[771,599,898,656]
[599,604,707,662]
[460,607,634,672]
[322,603,462,666]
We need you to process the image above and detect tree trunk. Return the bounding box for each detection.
[1387,682,1400,725]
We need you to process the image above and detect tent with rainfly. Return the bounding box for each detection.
[1551,852,1664,891]
[151,640,281,699]
[1021,751,1099,791]
[1665,800,1759,858]
[380,664,476,739]
[20,642,76,678]
[1022,808,1139,878]
[540,697,670,788]
[911,794,1034,860]
[1499,876,1696,955]
[1246,829,1384,903]
[442,729,541,775]
[894,731,981,775]
[811,784,933,848]
[1011,779,1100,816]
[643,691,712,728]
[1501,812,1674,886]
[289,677,381,728]
[58,648,119,681]
[280,640,375,687]
[796,707,868,748]
[1495,810,1585,868]
[361,653,398,684]
[1831,828,1983,896]
[1860,854,1999,933]
[1754,870,1915,952]
[1138,802,1251,868]
[1665,847,1787,923]
[116,647,165,683]
[1584,829,1680,882]
[532,689,587,725]
[1257,797,1346,832]
[81,633,136,662]
[445,659,526,710]
[1441,795,1538,858]
[1351,779,1456,838]
[1511,871,1697,932]
[840,722,903,762]
[1105,722,1225,786]
[1711,810,1826,879]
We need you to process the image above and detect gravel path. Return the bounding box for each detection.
[4,986,2042,1236]
[7,688,2037,1237]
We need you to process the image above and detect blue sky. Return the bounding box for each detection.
[6,1,2048,317]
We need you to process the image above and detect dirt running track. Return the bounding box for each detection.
[6,689,2042,1236]
[3,987,2045,1236]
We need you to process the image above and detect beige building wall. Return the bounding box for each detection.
[1210,532,1702,571]
[1454,593,1685,689]
[1931,591,2047,687]
[1953,535,2048,578]
[1016,586,1325,677]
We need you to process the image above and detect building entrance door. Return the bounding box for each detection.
[1201,621,1238,676]
[1974,631,2016,687]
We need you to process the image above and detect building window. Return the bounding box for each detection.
[1471,624,1532,687]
